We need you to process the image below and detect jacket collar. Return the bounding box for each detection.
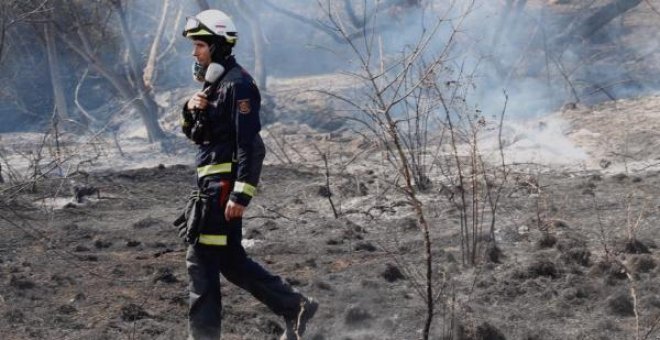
[218,55,237,70]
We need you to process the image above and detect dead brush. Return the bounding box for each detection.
[316,1,487,337]
[593,191,656,340]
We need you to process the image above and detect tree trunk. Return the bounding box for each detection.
[233,1,267,89]
[143,0,170,91]
[58,27,166,142]
[552,0,643,48]
[0,22,6,64]
[195,0,210,10]
[44,21,70,122]
[111,0,165,142]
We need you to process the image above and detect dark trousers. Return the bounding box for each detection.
[186,180,303,339]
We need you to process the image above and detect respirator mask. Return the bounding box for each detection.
[192,62,206,83]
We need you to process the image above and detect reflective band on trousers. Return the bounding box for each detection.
[198,234,227,246]
[197,163,232,178]
[233,181,256,197]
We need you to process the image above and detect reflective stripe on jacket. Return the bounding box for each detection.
[182,55,265,207]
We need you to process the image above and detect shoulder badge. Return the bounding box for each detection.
[237,99,251,114]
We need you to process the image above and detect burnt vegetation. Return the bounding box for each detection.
[1,1,660,340]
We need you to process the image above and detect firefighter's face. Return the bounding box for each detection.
[192,40,211,67]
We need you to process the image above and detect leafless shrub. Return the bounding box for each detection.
[593,191,655,340]
[318,1,513,338]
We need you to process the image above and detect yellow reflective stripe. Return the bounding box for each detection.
[198,234,227,246]
[197,163,232,178]
[233,181,256,197]
[186,29,213,37]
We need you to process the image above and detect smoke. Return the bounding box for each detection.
[2,0,658,134]
[223,0,658,164]
[243,0,660,118]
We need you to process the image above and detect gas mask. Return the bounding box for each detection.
[192,61,206,83]
[192,61,225,84]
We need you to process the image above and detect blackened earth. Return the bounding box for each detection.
[1,163,659,340]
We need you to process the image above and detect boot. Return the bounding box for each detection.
[280,297,319,340]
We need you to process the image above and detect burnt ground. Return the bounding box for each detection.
[0,154,659,340]
[2,1,660,338]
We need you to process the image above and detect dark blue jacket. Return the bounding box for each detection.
[182,56,265,207]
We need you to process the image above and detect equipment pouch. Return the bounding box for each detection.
[190,110,212,145]
[173,190,211,244]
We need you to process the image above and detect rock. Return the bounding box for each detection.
[73,245,90,252]
[629,254,656,273]
[485,243,503,263]
[126,240,141,247]
[263,220,279,231]
[153,268,178,284]
[245,228,263,240]
[476,322,506,340]
[286,277,304,286]
[537,233,557,249]
[607,292,634,316]
[69,293,86,303]
[612,173,628,182]
[562,286,591,302]
[50,274,75,286]
[381,263,405,282]
[527,259,558,279]
[93,239,112,249]
[132,217,164,229]
[120,303,150,321]
[354,241,376,252]
[326,237,342,245]
[4,309,24,324]
[344,305,372,328]
[71,184,99,203]
[453,320,507,340]
[621,239,650,254]
[559,247,591,267]
[313,280,333,291]
[57,304,77,315]
[317,185,331,198]
[599,159,611,169]
[9,275,35,290]
[77,255,98,262]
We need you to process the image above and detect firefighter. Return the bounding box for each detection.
[180,9,318,340]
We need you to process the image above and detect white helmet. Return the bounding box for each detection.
[183,9,237,45]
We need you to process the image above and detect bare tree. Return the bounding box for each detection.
[231,1,267,89]
[318,2,484,338]
[195,0,211,11]
[552,0,644,49]
[0,0,49,64]
[262,0,420,43]
[143,0,170,91]
[110,0,166,141]
[3,0,170,142]
[320,0,516,336]
[44,19,70,122]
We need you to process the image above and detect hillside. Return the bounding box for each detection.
[1,93,659,339]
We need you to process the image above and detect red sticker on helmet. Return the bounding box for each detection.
[237,99,251,114]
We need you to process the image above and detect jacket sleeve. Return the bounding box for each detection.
[228,80,265,207]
